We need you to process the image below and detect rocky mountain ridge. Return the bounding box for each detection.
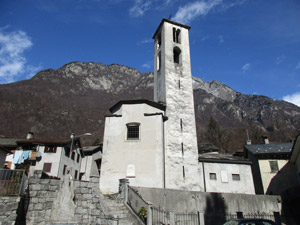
[1,62,299,152]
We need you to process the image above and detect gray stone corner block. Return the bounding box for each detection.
[40,179,51,184]
[90,176,100,183]
[30,184,41,191]
[50,179,61,186]
[80,182,88,188]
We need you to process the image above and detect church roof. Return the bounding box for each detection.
[152,18,191,39]
[109,99,166,113]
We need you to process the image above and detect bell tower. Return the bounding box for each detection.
[153,19,201,191]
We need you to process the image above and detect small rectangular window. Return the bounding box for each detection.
[77,153,80,163]
[209,173,217,180]
[63,165,67,175]
[269,161,279,173]
[44,146,57,153]
[173,27,181,44]
[232,174,240,181]
[65,147,70,157]
[75,170,78,180]
[180,119,183,132]
[43,163,52,173]
[71,152,75,160]
[127,123,140,140]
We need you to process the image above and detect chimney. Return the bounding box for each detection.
[246,130,251,145]
[27,132,34,140]
[262,135,269,144]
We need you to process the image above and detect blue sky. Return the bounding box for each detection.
[0,0,300,106]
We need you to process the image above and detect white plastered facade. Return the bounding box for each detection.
[199,161,255,194]
[100,103,165,194]
[258,159,289,193]
[31,145,82,179]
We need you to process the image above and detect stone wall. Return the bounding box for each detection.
[0,196,20,225]
[26,172,118,225]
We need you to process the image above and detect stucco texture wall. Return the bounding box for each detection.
[154,21,201,192]
[258,159,288,193]
[100,103,165,194]
[200,162,255,194]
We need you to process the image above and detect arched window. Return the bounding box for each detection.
[157,34,161,49]
[126,122,140,140]
[157,51,161,71]
[173,27,181,44]
[173,47,181,64]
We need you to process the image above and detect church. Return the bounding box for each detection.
[99,19,254,195]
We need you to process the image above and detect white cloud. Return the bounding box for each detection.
[173,0,222,24]
[241,63,251,73]
[129,0,152,17]
[283,92,300,107]
[218,35,224,44]
[142,63,151,69]
[172,0,244,24]
[137,38,152,45]
[296,60,300,70]
[276,55,286,64]
[201,35,209,41]
[164,0,173,5]
[0,28,40,83]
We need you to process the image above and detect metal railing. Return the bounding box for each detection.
[0,169,27,196]
[243,213,275,221]
[152,207,171,225]
[175,212,199,225]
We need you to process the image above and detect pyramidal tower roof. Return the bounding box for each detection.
[152,18,191,39]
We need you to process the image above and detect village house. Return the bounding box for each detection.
[243,136,293,194]
[2,132,84,180]
[198,151,255,194]
[80,144,102,181]
[0,138,23,169]
[16,137,83,179]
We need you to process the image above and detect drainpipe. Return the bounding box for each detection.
[202,162,206,192]
[58,146,63,177]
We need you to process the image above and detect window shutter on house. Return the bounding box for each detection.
[43,163,52,173]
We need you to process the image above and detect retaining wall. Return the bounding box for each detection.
[26,172,115,225]
[0,196,20,225]
[133,186,282,214]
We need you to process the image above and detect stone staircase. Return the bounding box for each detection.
[98,194,144,225]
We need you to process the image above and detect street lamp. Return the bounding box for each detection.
[70,132,92,152]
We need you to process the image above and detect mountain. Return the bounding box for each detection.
[0,62,299,152]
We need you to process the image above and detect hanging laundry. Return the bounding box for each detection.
[23,151,31,160]
[29,151,36,160]
[13,150,24,164]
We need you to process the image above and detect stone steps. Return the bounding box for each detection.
[100,195,143,225]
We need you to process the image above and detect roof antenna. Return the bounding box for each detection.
[246,129,251,145]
